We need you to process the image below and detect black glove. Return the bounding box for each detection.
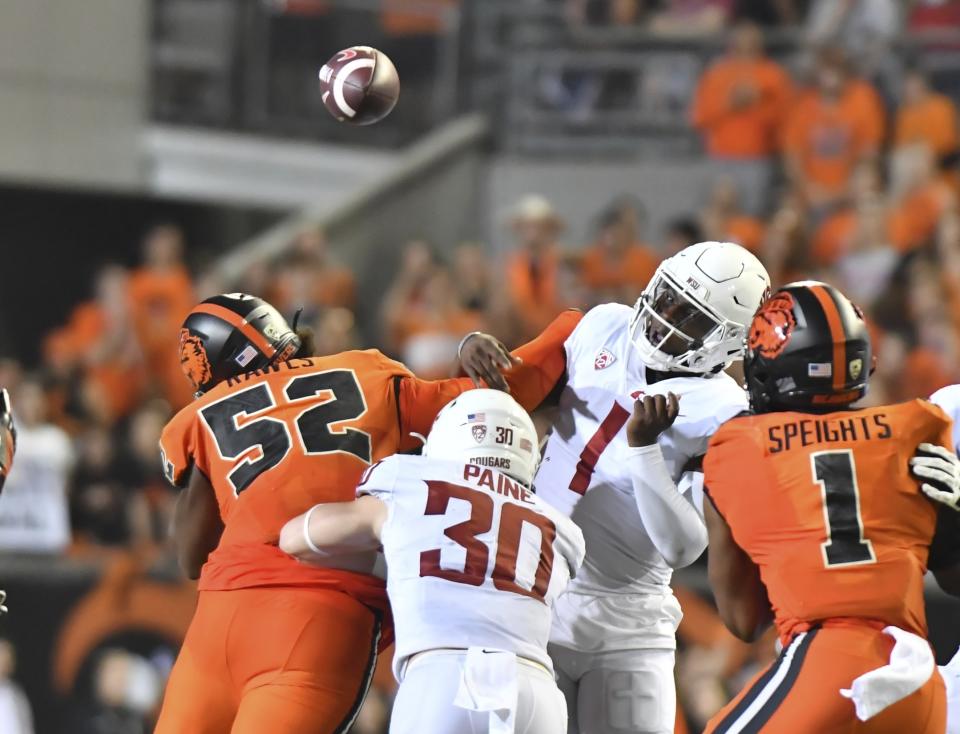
[0,388,16,493]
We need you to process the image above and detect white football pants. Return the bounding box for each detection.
[390,649,568,734]
[551,645,676,734]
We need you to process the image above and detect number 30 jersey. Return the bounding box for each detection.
[704,399,953,646]
[159,350,471,601]
[357,455,585,679]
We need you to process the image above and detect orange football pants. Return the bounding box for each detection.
[704,625,946,734]
[154,587,380,734]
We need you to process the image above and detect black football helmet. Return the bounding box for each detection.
[0,388,15,493]
[744,281,872,413]
[179,294,302,395]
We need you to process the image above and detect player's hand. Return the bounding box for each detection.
[459,333,522,393]
[627,393,680,447]
[910,443,960,512]
[0,590,7,615]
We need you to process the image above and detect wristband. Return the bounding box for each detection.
[302,504,325,555]
[457,331,484,360]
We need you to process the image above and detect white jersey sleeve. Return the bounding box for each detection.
[375,455,584,680]
[355,455,403,503]
[930,385,960,454]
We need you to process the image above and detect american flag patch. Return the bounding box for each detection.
[467,413,485,423]
[808,363,832,378]
[519,438,533,453]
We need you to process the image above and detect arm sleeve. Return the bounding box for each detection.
[690,68,727,130]
[355,455,402,505]
[928,387,960,454]
[396,374,474,452]
[159,409,199,489]
[506,309,583,412]
[929,504,960,571]
[626,444,708,569]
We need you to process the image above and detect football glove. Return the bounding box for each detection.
[910,443,960,512]
[0,389,15,493]
[0,590,6,615]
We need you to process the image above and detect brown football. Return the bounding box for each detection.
[318,46,400,125]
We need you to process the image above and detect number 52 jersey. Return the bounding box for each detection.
[159,350,471,603]
[357,455,586,679]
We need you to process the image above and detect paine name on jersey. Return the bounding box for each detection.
[357,454,584,680]
[535,304,746,649]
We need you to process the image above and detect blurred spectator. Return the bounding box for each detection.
[270,229,355,320]
[394,268,485,379]
[887,144,955,255]
[907,0,960,37]
[0,377,74,553]
[549,0,647,117]
[70,427,145,549]
[809,162,880,267]
[451,243,494,315]
[662,217,704,257]
[381,240,440,354]
[0,640,33,734]
[699,178,766,254]
[783,48,884,213]
[72,649,162,734]
[732,0,802,26]
[894,66,959,160]
[832,191,898,306]
[127,225,195,411]
[691,21,792,214]
[580,198,660,303]
[45,265,145,425]
[307,308,358,357]
[805,0,900,76]
[504,195,568,342]
[649,0,733,36]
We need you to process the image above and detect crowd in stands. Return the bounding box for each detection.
[3,5,960,733]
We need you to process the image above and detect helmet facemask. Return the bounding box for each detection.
[630,269,744,374]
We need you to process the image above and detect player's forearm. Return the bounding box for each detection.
[627,445,708,569]
[279,499,384,560]
[506,310,581,411]
[172,470,224,580]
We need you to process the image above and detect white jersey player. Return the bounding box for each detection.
[279,389,585,734]
[460,241,771,733]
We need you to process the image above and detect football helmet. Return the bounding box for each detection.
[179,294,302,395]
[744,281,872,412]
[629,241,770,373]
[423,389,540,488]
[0,389,15,493]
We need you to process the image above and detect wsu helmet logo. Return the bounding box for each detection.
[749,292,797,359]
[179,329,212,390]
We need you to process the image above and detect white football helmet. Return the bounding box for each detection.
[423,389,540,488]
[630,241,771,374]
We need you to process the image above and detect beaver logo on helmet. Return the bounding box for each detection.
[180,329,212,391]
[749,292,797,359]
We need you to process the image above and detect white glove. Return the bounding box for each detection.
[910,443,960,512]
[0,590,7,615]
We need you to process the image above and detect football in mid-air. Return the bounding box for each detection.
[318,46,400,125]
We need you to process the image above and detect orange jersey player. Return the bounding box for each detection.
[700,282,960,733]
[153,294,478,734]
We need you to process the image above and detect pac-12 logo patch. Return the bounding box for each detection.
[472,425,487,443]
[594,348,616,370]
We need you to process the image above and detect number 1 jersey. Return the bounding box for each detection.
[357,455,585,679]
[703,399,955,645]
[159,350,471,601]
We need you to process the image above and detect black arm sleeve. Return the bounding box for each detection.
[929,504,960,571]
